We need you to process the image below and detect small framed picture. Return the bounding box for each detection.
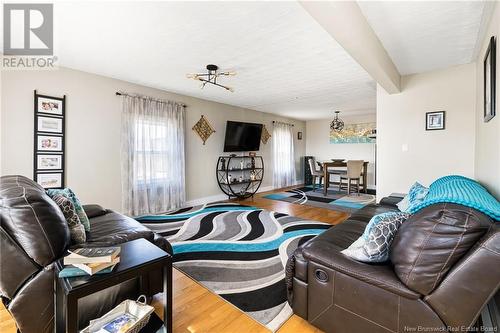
[37,135,63,151]
[426,111,445,131]
[37,154,63,170]
[297,132,303,140]
[36,172,62,189]
[484,36,496,122]
[36,96,64,116]
[38,116,63,133]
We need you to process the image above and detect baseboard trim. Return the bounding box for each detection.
[185,193,228,207]
[185,182,302,207]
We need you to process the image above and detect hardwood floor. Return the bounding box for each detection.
[0,186,348,333]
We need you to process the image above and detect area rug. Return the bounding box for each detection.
[263,185,376,214]
[135,203,331,332]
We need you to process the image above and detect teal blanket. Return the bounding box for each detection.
[408,175,500,221]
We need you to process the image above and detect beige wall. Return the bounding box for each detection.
[376,63,476,199]
[475,2,500,199]
[305,114,376,189]
[1,67,306,212]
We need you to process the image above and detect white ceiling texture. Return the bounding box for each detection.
[358,1,490,75]
[54,1,490,120]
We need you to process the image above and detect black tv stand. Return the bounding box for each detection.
[216,155,264,199]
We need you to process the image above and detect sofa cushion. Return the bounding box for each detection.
[83,204,108,218]
[391,203,492,295]
[315,220,367,251]
[77,210,156,248]
[348,203,398,224]
[301,242,420,300]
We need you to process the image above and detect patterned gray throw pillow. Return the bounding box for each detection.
[363,212,410,262]
[342,212,410,263]
[52,194,86,244]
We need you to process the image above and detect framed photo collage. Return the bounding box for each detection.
[34,90,66,189]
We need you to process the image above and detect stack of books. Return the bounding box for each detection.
[59,247,121,278]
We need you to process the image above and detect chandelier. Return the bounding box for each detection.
[330,111,344,132]
[186,64,236,92]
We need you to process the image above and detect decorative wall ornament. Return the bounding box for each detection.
[261,125,271,144]
[34,90,66,189]
[330,122,376,144]
[192,115,216,145]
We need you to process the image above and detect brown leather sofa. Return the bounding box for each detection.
[0,175,172,333]
[286,196,500,333]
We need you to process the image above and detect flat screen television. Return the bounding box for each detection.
[223,121,263,152]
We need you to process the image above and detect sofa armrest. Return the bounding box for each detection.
[379,195,404,208]
[83,204,108,218]
[153,234,173,255]
[302,238,421,300]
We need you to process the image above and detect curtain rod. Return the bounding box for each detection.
[272,120,294,127]
[115,92,186,107]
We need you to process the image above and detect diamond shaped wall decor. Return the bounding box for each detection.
[192,115,216,145]
[261,125,271,144]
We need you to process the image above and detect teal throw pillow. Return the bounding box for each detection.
[397,182,429,213]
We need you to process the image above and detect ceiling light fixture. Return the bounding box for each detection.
[330,111,344,132]
[186,64,236,92]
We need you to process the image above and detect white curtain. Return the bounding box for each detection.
[272,121,296,188]
[121,94,185,216]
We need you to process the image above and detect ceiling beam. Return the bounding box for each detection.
[299,1,401,94]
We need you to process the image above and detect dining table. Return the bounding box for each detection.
[320,160,369,196]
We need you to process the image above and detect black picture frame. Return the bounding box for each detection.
[484,36,496,122]
[426,111,445,131]
[297,132,302,140]
[34,90,66,189]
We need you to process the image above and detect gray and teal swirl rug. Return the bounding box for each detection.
[136,203,331,331]
[263,185,376,214]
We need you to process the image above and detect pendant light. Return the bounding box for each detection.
[330,111,344,132]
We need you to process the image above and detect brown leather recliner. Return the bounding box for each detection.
[0,175,172,332]
[286,198,500,333]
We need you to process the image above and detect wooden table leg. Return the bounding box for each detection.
[363,163,368,193]
[66,295,78,333]
[164,264,173,333]
[323,164,328,196]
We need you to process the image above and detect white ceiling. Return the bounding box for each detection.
[358,1,489,75]
[52,1,491,120]
[53,1,376,121]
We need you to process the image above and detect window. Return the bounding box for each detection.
[134,119,170,184]
[272,122,296,188]
[121,95,185,216]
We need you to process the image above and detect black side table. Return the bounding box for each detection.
[54,238,172,333]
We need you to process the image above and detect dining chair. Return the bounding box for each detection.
[339,160,364,195]
[308,157,323,191]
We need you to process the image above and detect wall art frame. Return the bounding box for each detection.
[484,36,496,122]
[34,90,66,189]
[425,111,445,131]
